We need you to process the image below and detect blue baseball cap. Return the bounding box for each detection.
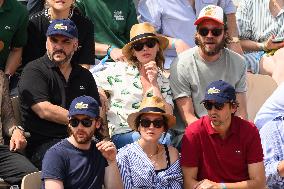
[202,80,236,103]
[46,19,78,39]
[68,96,100,118]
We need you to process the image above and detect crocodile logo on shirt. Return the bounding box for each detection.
[114,10,124,21]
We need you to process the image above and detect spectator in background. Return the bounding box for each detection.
[117,96,182,188]
[23,0,95,70]
[0,0,28,94]
[27,0,44,15]
[18,19,100,169]
[93,22,173,149]
[138,0,242,69]
[42,96,122,189]
[181,80,265,189]
[0,70,38,187]
[76,0,138,63]
[236,0,284,75]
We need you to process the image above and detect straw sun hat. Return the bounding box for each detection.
[127,96,176,131]
[122,22,169,59]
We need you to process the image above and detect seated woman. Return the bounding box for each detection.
[93,22,173,149]
[116,96,183,189]
[236,0,284,75]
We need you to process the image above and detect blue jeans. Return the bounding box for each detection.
[111,131,172,150]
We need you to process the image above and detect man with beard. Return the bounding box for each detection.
[181,80,265,189]
[170,5,247,127]
[41,96,122,189]
[18,19,101,169]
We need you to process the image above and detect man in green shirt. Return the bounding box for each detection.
[0,0,28,78]
[76,0,138,62]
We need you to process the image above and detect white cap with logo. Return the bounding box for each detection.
[194,5,224,25]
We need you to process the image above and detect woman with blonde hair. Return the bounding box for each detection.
[93,22,173,149]
[116,96,182,188]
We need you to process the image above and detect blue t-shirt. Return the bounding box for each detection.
[42,139,108,189]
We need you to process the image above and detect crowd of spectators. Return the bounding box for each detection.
[1,0,284,188]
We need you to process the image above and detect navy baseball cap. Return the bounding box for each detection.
[68,96,100,118]
[202,80,236,103]
[46,19,78,39]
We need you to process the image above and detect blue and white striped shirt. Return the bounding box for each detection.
[116,142,183,189]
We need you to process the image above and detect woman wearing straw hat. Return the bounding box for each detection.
[93,22,173,149]
[116,96,182,188]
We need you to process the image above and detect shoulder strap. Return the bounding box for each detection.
[164,144,171,168]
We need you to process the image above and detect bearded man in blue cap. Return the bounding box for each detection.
[181,80,265,189]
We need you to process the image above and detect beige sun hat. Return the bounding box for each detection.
[122,22,169,59]
[127,96,176,131]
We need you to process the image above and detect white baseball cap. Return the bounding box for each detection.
[194,5,224,25]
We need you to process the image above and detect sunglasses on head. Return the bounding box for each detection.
[132,38,158,51]
[69,118,94,128]
[203,101,225,111]
[198,28,223,37]
[140,119,165,128]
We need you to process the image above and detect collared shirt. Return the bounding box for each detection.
[181,116,263,182]
[93,62,173,136]
[116,141,183,188]
[236,0,284,73]
[137,0,236,68]
[259,118,284,189]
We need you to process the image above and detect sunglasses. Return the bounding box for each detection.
[132,38,158,51]
[140,119,165,128]
[203,101,225,111]
[69,118,94,128]
[198,28,223,37]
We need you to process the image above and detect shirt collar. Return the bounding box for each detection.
[205,116,238,136]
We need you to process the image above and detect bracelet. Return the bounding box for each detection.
[171,39,176,49]
[259,42,268,52]
[220,183,227,189]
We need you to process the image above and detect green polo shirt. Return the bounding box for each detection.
[0,0,28,70]
[76,0,138,59]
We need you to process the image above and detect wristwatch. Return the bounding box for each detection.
[11,125,25,135]
[230,37,240,43]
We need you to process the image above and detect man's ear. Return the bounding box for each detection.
[73,39,79,51]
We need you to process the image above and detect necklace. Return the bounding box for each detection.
[45,7,74,22]
[147,145,159,158]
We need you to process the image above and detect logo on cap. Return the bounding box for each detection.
[204,6,217,16]
[75,102,88,109]
[207,87,220,95]
[54,23,68,30]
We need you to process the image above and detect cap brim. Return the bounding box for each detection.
[122,36,169,59]
[68,111,98,118]
[201,95,228,104]
[194,17,224,25]
[127,111,176,131]
[47,31,76,39]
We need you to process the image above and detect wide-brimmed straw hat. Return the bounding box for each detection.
[122,22,169,59]
[127,96,176,131]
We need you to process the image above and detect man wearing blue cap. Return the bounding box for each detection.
[42,95,122,189]
[18,19,101,169]
[181,80,265,189]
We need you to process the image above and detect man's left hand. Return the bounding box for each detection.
[10,128,27,151]
[193,179,219,189]
[96,140,117,162]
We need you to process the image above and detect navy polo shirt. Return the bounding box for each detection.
[18,54,100,141]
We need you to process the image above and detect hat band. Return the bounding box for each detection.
[130,33,157,42]
[139,107,165,113]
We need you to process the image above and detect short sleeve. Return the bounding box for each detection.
[235,61,247,93]
[11,6,28,47]
[137,0,162,32]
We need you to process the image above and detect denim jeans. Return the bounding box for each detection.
[111,131,172,150]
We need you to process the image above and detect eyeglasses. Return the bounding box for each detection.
[140,119,165,128]
[69,118,94,128]
[132,38,158,51]
[198,28,223,37]
[203,101,225,111]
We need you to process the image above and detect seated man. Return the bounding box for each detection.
[0,70,37,186]
[42,95,123,189]
[18,19,101,169]
[255,70,284,188]
[181,80,265,189]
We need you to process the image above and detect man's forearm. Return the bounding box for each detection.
[5,47,23,75]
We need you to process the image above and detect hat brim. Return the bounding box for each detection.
[127,111,176,131]
[68,111,98,118]
[201,95,229,104]
[194,17,224,25]
[122,35,169,59]
[47,31,76,39]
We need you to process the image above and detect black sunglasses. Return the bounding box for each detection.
[198,28,223,37]
[132,38,158,51]
[203,101,225,111]
[69,118,94,128]
[140,119,165,128]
